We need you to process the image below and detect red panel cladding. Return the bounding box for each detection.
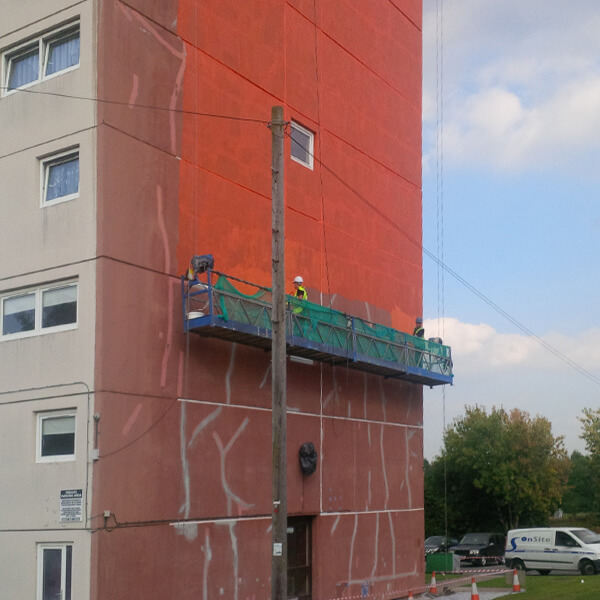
[177,161,272,286]
[92,397,321,527]
[96,126,181,272]
[320,0,422,96]
[321,416,423,513]
[319,369,422,426]
[91,0,426,598]
[319,34,421,183]
[285,8,319,122]
[94,259,181,398]
[177,0,285,99]
[93,519,272,600]
[312,511,425,600]
[287,412,321,514]
[97,2,185,162]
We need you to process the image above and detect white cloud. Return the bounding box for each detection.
[422,317,600,460]
[424,317,600,374]
[423,1,600,174]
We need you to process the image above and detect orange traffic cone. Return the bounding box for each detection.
[430,571,438,595]
[407,591,414,600]
[471,577,480,600]
[512,569,521,593]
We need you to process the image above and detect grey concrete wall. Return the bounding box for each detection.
[0,2,97,599]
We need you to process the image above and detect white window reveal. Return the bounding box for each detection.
[291,121,314,169]
[1,282,77,338]
[42,149,79,205]
[38,412,76,462]
[3,23,80,94]
[37,543,73,600]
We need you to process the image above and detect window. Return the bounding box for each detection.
[3,23,80,94]
[556,531,580,548]
[41,149,79,205]
[291,122,314,169]
[1,282,77,338]
[37,412,76,462]
[37,544,72,600]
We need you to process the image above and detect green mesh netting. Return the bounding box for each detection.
[212,275,451,371]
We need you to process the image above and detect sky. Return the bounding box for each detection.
[421,0,600,460]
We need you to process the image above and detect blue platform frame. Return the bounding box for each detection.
[182,270,453,387]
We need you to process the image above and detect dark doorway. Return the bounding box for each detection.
[287,516,312,600]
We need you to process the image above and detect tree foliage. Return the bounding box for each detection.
[575,408,600,510]
[425,406,570,534]
[562,451,597,514]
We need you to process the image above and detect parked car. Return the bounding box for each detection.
[505,527,600,575]
[425,535,459,555]
[450,533,505,566]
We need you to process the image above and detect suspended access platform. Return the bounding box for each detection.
[182,270,453,387]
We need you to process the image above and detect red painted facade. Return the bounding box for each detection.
[93,1,424,598]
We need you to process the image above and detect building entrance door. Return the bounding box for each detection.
[287,516,312,600]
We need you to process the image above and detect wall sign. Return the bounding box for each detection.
[60,489,83,522]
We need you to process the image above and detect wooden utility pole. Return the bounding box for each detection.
[270,105,287,600]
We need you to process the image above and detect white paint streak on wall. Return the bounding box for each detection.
[188,406,222,448]
[323,370,338,409]
[128,73,139,107]
[378,379,387,422]
[216,520,239,600]
[348,513,358,583]
[367,471,372,510]
[203,529,212,600]
[370,512,380,578]
[259,363,271,389]
[213,418,254,514]
[363,373,368,420]
[330,515,341,534]
[177,350,184,397]
[364,301,372,322]
[387,512,396,575]
[226,344,237,404]
[380,425,389,510]
[117,2,186,155]
[406,429,414,508]
[158,185,173,388]
[121,403,142,436]
[177,402,198,541]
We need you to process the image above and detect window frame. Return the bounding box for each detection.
[36,411,76,463]
[1,281,78,340]
[290,121,314,170]
[2,22,80,96]
[37,543,73,600]
[40,148,80,206]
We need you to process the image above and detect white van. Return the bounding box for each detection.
[505,527,600,575]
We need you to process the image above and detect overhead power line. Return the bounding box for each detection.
[2,84,597,388]
[285,130,600,389]
[0,86,269,124]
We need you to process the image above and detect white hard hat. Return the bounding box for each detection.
[293,275,304,284]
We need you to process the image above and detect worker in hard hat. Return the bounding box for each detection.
[290,275,307,314]
[413,317,424,338]
[292,275,307,301]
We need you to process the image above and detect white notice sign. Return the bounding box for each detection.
[60,489,83,522]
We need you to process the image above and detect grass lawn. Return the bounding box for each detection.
[497,575,600,599]
[428,573,600,598]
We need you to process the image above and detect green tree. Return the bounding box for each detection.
[562,451,596,514]
[577,408,600,510]
[428,406,569,533]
